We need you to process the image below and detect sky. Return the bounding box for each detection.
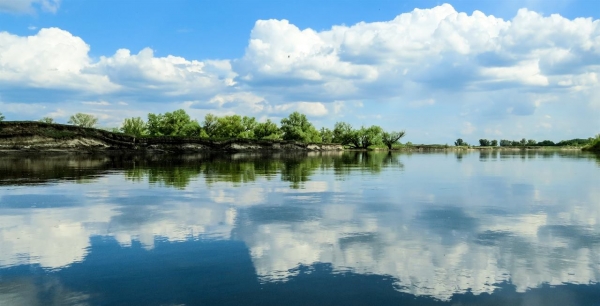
[0,0,599,144]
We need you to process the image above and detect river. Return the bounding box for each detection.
[1,151,599,305]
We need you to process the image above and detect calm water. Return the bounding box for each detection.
[1,151,599,305]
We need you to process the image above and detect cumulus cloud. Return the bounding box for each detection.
[0,4,598,141]
[0,28,237,99]
[91,48,236,99]
[0,28,117,93]
[0,0,60,14]
[238,5,599,97]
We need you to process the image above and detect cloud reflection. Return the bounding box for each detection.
[0,151,598,301]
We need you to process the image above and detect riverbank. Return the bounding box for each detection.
[0,121,343,153]
[383,145,585,152]
[0,121,592,154]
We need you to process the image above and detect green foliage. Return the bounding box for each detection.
[213,115,257,139]
[479,139,491,146]
[455,138,468,146]
[39,117,54,124]
[280,112,321,143]
[556,138,593,146]
[68,113,98,128]
[147,109,201,137]
[199,129,209,138]
[332,122,355,145]
[0,112,4,121]
[583,134,600,152]
[500,139,511,147]
[519,138,527,146]
[120,117,147,136]
[333,122,402,149]
[202,114,219,137]
[537,140,555,146]
[320,127,334,143]
[254,119,281,140]
[382,131,406,150]
[355,125,383,149]
[182,121,202,137]
[527,139,537,146]
[490,140,498,147]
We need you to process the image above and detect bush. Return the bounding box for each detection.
[68,113,98,128]
[121,117,147,136]
[39,117,54,124]
[455,138,468,146]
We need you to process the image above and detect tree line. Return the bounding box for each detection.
[453,137,597,147]
[17,110,405,148]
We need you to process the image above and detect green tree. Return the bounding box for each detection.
[455,138,465,146]
[519,138,527,146]
[0,112,4,121]
[527,139,537,146]
[537,140,555,146]
[202,114,219,137]
[382,130,406,150]
[68,113,98,128]
[320,127,334,143]
[355,125,383,149]
[254,119,281,139]
[39,117,54,124]
[500,139,511,147]
[479,139,491,146]
[147,109,201,137]
[490,140,498,147]
[120,117,147,136]
[212,115,257,139]
[280,112,321,142]
[332,122,356,146]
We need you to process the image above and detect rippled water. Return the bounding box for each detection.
[0,151,599,305]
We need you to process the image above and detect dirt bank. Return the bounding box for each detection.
[0,121,343,153]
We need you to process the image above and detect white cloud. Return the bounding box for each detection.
[0,0,60,14]
[294,102,328,116]
[82,101,111,106]
[268,101,329,117]
[194,92,266,112]
[0,4,599,141]
[0,28,117,93]
[91,48,236,99]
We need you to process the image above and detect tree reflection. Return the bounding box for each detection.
[0,155,111,186]
[2,152,406,189]
[280,156,321,189]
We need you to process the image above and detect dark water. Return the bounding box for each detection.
[0,151,599,306]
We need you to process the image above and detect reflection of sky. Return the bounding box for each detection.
[0,152,599,302]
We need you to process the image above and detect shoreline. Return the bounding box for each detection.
[0,121,591,154]
[0,121,343,153]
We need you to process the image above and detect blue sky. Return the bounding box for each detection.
[0,0,599,143]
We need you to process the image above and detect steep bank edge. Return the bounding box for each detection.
[0,121,343,152]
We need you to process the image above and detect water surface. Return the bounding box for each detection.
[1,151,599,305]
